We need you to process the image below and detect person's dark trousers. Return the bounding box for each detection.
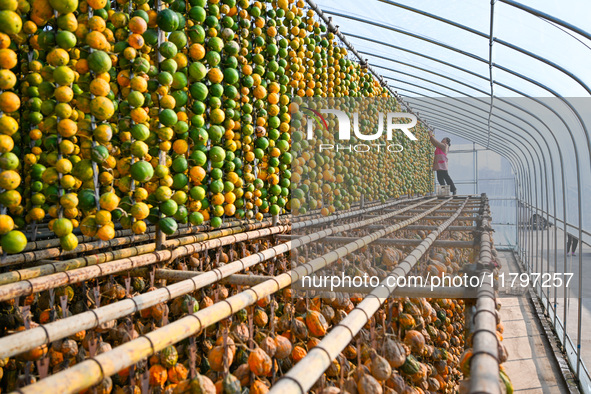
[567,234,578,253]
[436,170,457,193]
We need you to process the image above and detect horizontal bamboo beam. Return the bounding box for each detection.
[135,268,270,287]
[323,237,476,248]
[292,201,378,223]
[296,284,478,298]
[387,208,480,213]
[1,232,154,267]
[23,225,138,251]
[1,197,421,285]
[0,218,288,286]
[277,236,476,248]
[0,199,436,360]
[25,218,216,244]
[270,198,469,394]
[293,197,432,224]
[366,225,477,231]
[26,212,287,243]
[291,196,424,231]
[0,222,289,302]
[148,270,479,298]
[15,199,449,393]
[387,204,479,209]
[0,218,269,267]
[364,214,478,222]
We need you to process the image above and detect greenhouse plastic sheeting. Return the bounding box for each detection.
[434,134,516,245]
[307,0,591,389]
[315,0,591,97]
[313,0,591,245]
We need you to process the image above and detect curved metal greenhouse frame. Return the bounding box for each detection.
[303,0,591,390]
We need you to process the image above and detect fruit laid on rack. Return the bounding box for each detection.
[0,0,511,392]
[0,196,511,394]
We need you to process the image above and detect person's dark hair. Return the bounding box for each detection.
[444,137,451,146]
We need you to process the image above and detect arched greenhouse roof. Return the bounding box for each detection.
[309,0,591,245]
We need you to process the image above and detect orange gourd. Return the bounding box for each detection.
[167,363,188,384]
[148,364,168,387]
[290,345,307,363]
[250,379,269,394]
[248,348,272,376]
[459,348,473,376]
[403,330,426,354]
[259,336,276,358]
[274,335,292,359]
[305,310,328,337]
[208,344,234,372]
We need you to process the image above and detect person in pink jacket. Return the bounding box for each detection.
[428,130,457,195]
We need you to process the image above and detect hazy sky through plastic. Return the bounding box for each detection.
[315,0,591,98]
[313,1,591,242]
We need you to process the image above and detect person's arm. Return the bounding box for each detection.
[428,133,447,151]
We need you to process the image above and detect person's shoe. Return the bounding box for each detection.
[452,191,457,196]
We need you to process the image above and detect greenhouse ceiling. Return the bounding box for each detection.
[309,0,591,237]
[314,0,591,98]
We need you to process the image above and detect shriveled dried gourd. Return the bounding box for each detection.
[369,349,391,381]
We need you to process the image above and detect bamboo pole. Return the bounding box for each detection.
[364,215,478,221]
[0,218,287,286]
[391,209,481,213]
[294,197,382,221]
[303,285,477,298]
[142,269,271,286]
[0,196,423,285]
[290,195,425,231]
[22,227,132,252]
[298,237,477,248]
[269,198,470,394]
[0,217,276,267]
[365,225,477,231]
[13,199,446,393]
[469,197,501,394]
[0,198,436,360]
[7,195,411,265]
[22,220,198,251]
[0,232,154,267]
[17,197,387,257]
[151,269,478,298]
[0,223,289,302]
